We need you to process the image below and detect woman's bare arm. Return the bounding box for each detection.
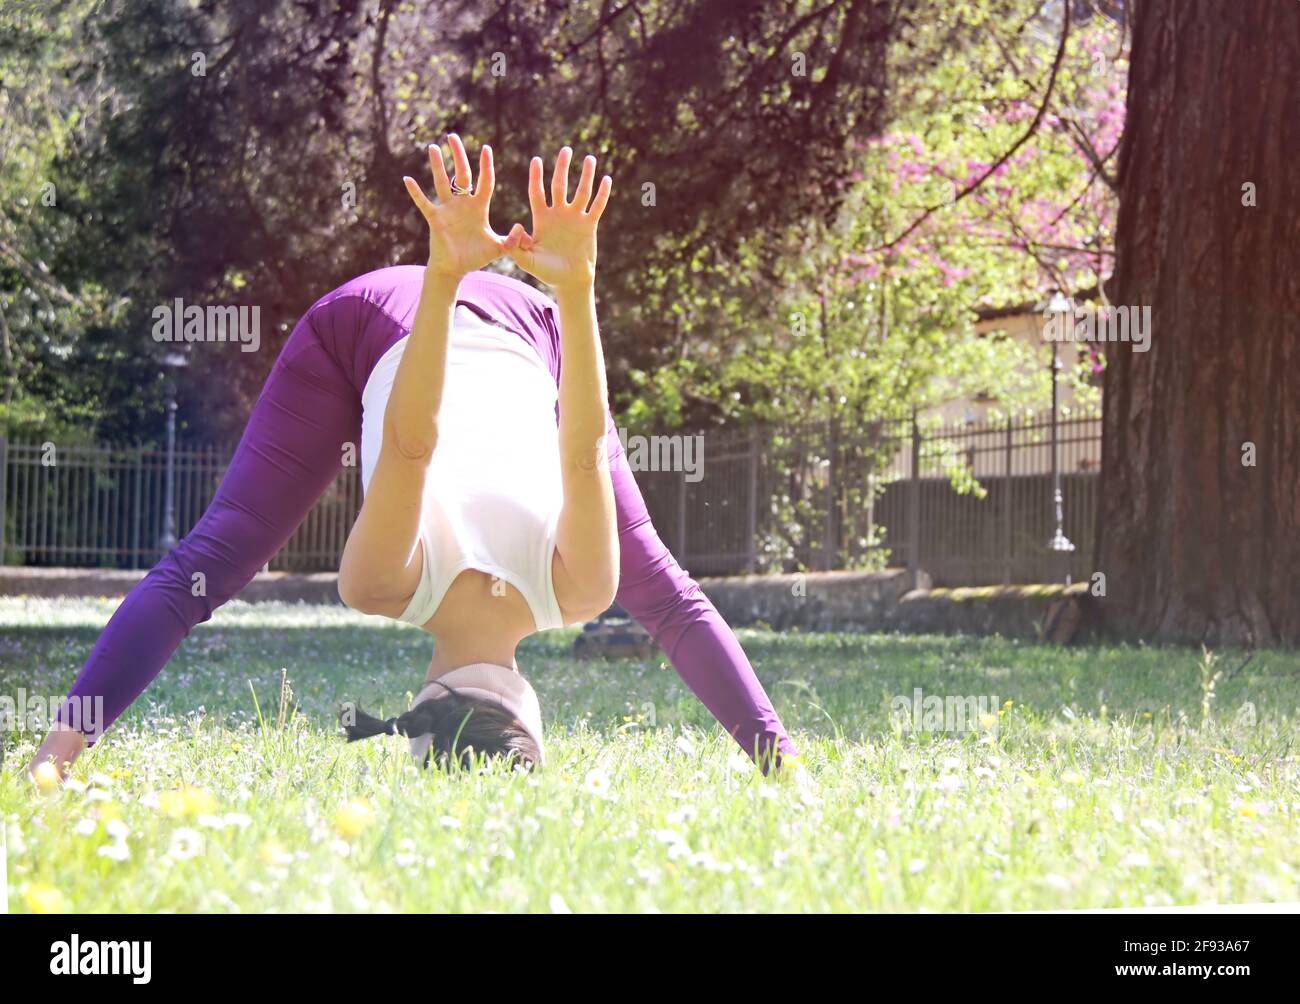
[502,147,618,621]
[338,136,506,615]
[552,280,619,621]
[337,270,457,616]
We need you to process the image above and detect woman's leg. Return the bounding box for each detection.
[602,411,797,771]
[56,312,361,742]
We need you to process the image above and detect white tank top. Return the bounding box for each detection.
[359,305,566,631]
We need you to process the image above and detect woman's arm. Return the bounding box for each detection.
[552,281,620,622]
[335,269,457,615]
[501,148,619,622]
[337,136,507,616]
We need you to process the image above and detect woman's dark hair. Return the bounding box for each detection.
[341,686,539,771]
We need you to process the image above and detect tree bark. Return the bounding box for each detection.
[1096,0,1300,646]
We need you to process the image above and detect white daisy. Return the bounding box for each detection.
[582,768,612,799]
[169,827,204,861]
[97,840,130,862]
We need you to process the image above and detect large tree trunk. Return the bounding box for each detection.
[1096,0,1300,646]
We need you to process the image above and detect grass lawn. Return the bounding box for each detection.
[2,596,1298,913]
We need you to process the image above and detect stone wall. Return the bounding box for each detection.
[695,570,1091,640]
[889,583,1092,640]
[0,567,341,605]
[0,566,1091,641]
[694,568,929,632]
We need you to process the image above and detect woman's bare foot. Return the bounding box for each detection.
[27,726,87,789]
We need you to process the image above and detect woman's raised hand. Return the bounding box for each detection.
[404,133,507,282]
[503,147,612,294]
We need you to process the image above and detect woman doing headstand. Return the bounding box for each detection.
[30,136,797,776]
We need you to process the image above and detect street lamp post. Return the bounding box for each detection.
[158,352,188,553]
[1046,293,1075,585]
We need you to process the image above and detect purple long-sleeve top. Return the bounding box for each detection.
[57,267,796,769]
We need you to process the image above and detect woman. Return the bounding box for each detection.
[30,136,797,777]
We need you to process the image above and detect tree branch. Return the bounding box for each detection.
[862,2,1073,256]
[1059,116,1119,191]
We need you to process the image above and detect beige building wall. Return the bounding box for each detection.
[901,310,1103,478]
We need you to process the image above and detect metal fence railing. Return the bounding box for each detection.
[0,414,1101,586]
[634,414,1100,584]
[0,440,361,573]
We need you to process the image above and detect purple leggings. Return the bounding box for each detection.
[58,267,795,768]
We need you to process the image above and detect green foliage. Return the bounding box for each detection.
[623,3,1123,567]
[640,3,1121,434]
[0,0,132,441]
[1,0,1119,453]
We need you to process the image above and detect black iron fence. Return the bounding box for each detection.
[634,414,1100,584]
[0,440,360,573]
[0,414,1101,585]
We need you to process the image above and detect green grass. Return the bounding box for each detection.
[2,596,1298,913]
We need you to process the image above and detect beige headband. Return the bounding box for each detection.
[407,663,544,766]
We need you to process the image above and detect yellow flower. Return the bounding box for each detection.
[158,791,183,816]
[24,884,70,914]
[186,787,219,814]
[335,799,374,840]
[1238,802,1257,818]
[1061,770,1085,786]
[231,742,242,753]
[159,786,219,818]
[31,761,60,793]
[259,840,293,866]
